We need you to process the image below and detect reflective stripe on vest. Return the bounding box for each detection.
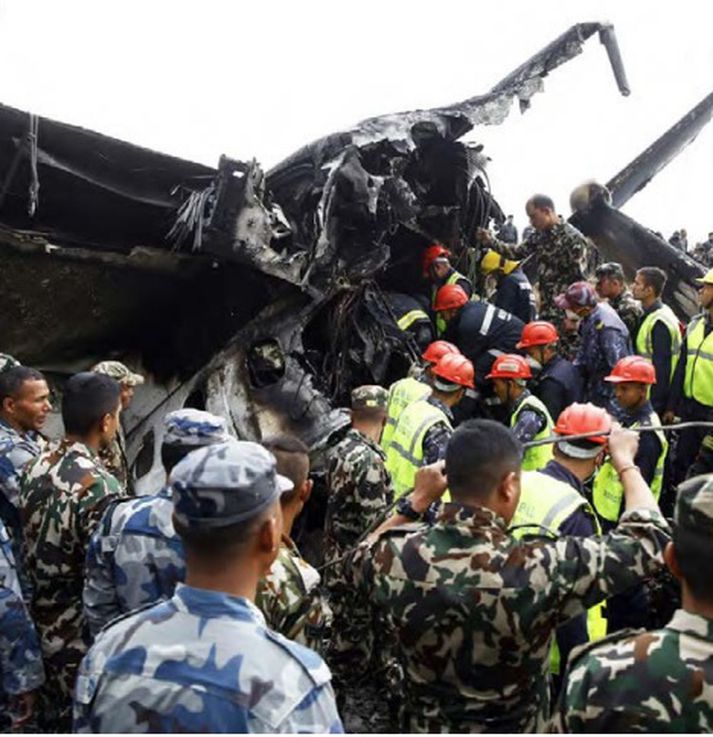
[511,471,605,675]
[592,413,668,522]
[510,394,554,471]
[635,304,681,380]
[381,378,431,454]
[432,271,470,336]
[683,316,713,406]
[397,309,430,332]
[385,400,452,498]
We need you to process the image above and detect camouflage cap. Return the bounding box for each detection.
[163,409,230,448]
[91,360,144,386]
[351,385,388,410]
[554,281,598,310]
[0,353,20,372]
[675,474,713,536]
[595,262,625,280]
[170,439,293,530]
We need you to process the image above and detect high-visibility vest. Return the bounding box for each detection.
[385,399,452,498]
[432,270,470,336]
[397,309,430,332]
[510,471,606,675]
[592,412,667,522]
[510,393,554,471]
[635,304,681,381]
[683,315,713,406]
[381,377,431,454]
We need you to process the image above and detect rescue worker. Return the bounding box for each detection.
[385,292,434,351]
[381,340,459,454]
[555,281,631,416]
[593,356,668,633]
[385,352,474,498]
[497,214,518,244]
[692,232,713,267]
[345,419,669,732]
[516,321,582,421]
[91,360,144,489]
[594,261,642,340]
[480,249,536,324]
[664,267,713,485]
[73,440,343,733]
[554,474,713,733]
[632,266,681,414]
[511,403,612,691]
[422,244,473,336]
[485,353,553,470]
[435,283,524,388]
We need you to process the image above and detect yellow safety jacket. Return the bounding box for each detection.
[385,399,452,498]
[635,304,681,381]
[683,314,713,406]
[510,471,607,675]
[397,309,430,332]
[592,412,667,522]
[510,393,554,471]
[381,377,431,454]
[432,270,471,336]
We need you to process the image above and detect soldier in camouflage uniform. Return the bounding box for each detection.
[91,360,144,490]
[322,386,396,732]
[553,473,713,732]
[73,439,343,733]
[83,409,229,637]
[345,419,670,732]
[595,261,642,340]
[19,372,127,730]
[0,516,44,730]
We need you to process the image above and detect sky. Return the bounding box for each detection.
[0,0,712,242]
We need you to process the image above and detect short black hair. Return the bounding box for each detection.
[0,366,45,403]
[528,194,555,212]
[262,434,309,502]
[446,420,522,502]
[637,267,667,297]
[674,524,713,603]
[62,372,121,436]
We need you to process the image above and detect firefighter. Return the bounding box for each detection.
[422,244,473,336]
[485,354,554,471]
[480,249,536,324]
[385,292,434,352]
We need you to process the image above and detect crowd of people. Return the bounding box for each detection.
[0,193,712,733]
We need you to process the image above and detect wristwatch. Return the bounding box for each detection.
[396,496,423,521]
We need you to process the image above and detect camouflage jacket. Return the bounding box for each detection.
[552,609,713,732]
[83,488,185,638]
[73,583,343,733]
[256,534,332,654]
[492,220,595,321]
[97,426,129,490]
[347,501,670,733]
[609,288,643,339]
[0,517,44,696]
[19,439,126,713]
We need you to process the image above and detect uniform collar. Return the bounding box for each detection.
[434,500,508,531]
[541,459,586,495]
[173,582,266,625]
[59,438,99,460]
[624,400,654,425]
[346,427,385,458]
[427,396,454,422]
[667,609,713,641]
[511,389,531,413]
[0,417,39,444]
[643,298,663,316]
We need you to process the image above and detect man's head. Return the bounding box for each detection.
[91,361,144,410]
[516,321,559,368]
[525,194,558,231]
[422,244,452,282]
[350,385,388,439]
[433,284,469,325]
[604,356,656,412]
[594,262,625,299]
[421,340,460,380]
[171,439,293,576]
[161,408,230,474]
[262,434,312,532]
[507,214,514,223]
[446,420,522,522]
[0,366,51,434]
[666,474,713,606]
[552,403,611,480]
[554,281,599,319]
[632,267,667,306]
[695,268,713,311]
[708,232,713,242]
[485,354,531,406]
[62,372,121,447]
[431,353,474,407]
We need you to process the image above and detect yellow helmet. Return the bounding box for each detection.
[480,249,519,275]
[695,267,713,285]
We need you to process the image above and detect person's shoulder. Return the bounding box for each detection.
[120,492,175,535]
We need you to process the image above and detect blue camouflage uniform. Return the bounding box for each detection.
[74,438,343,733]
[0,517,44,724]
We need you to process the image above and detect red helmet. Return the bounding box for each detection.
[432,353,475,389]
[605,356,657,385]
[485,353,532,380]
[554,403,612,445]
[422,244,451,275]
[421,340,460,365]
[433,284,469,312]
[516,321,559,349]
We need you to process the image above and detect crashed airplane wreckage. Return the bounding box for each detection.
[0,22,707,499]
